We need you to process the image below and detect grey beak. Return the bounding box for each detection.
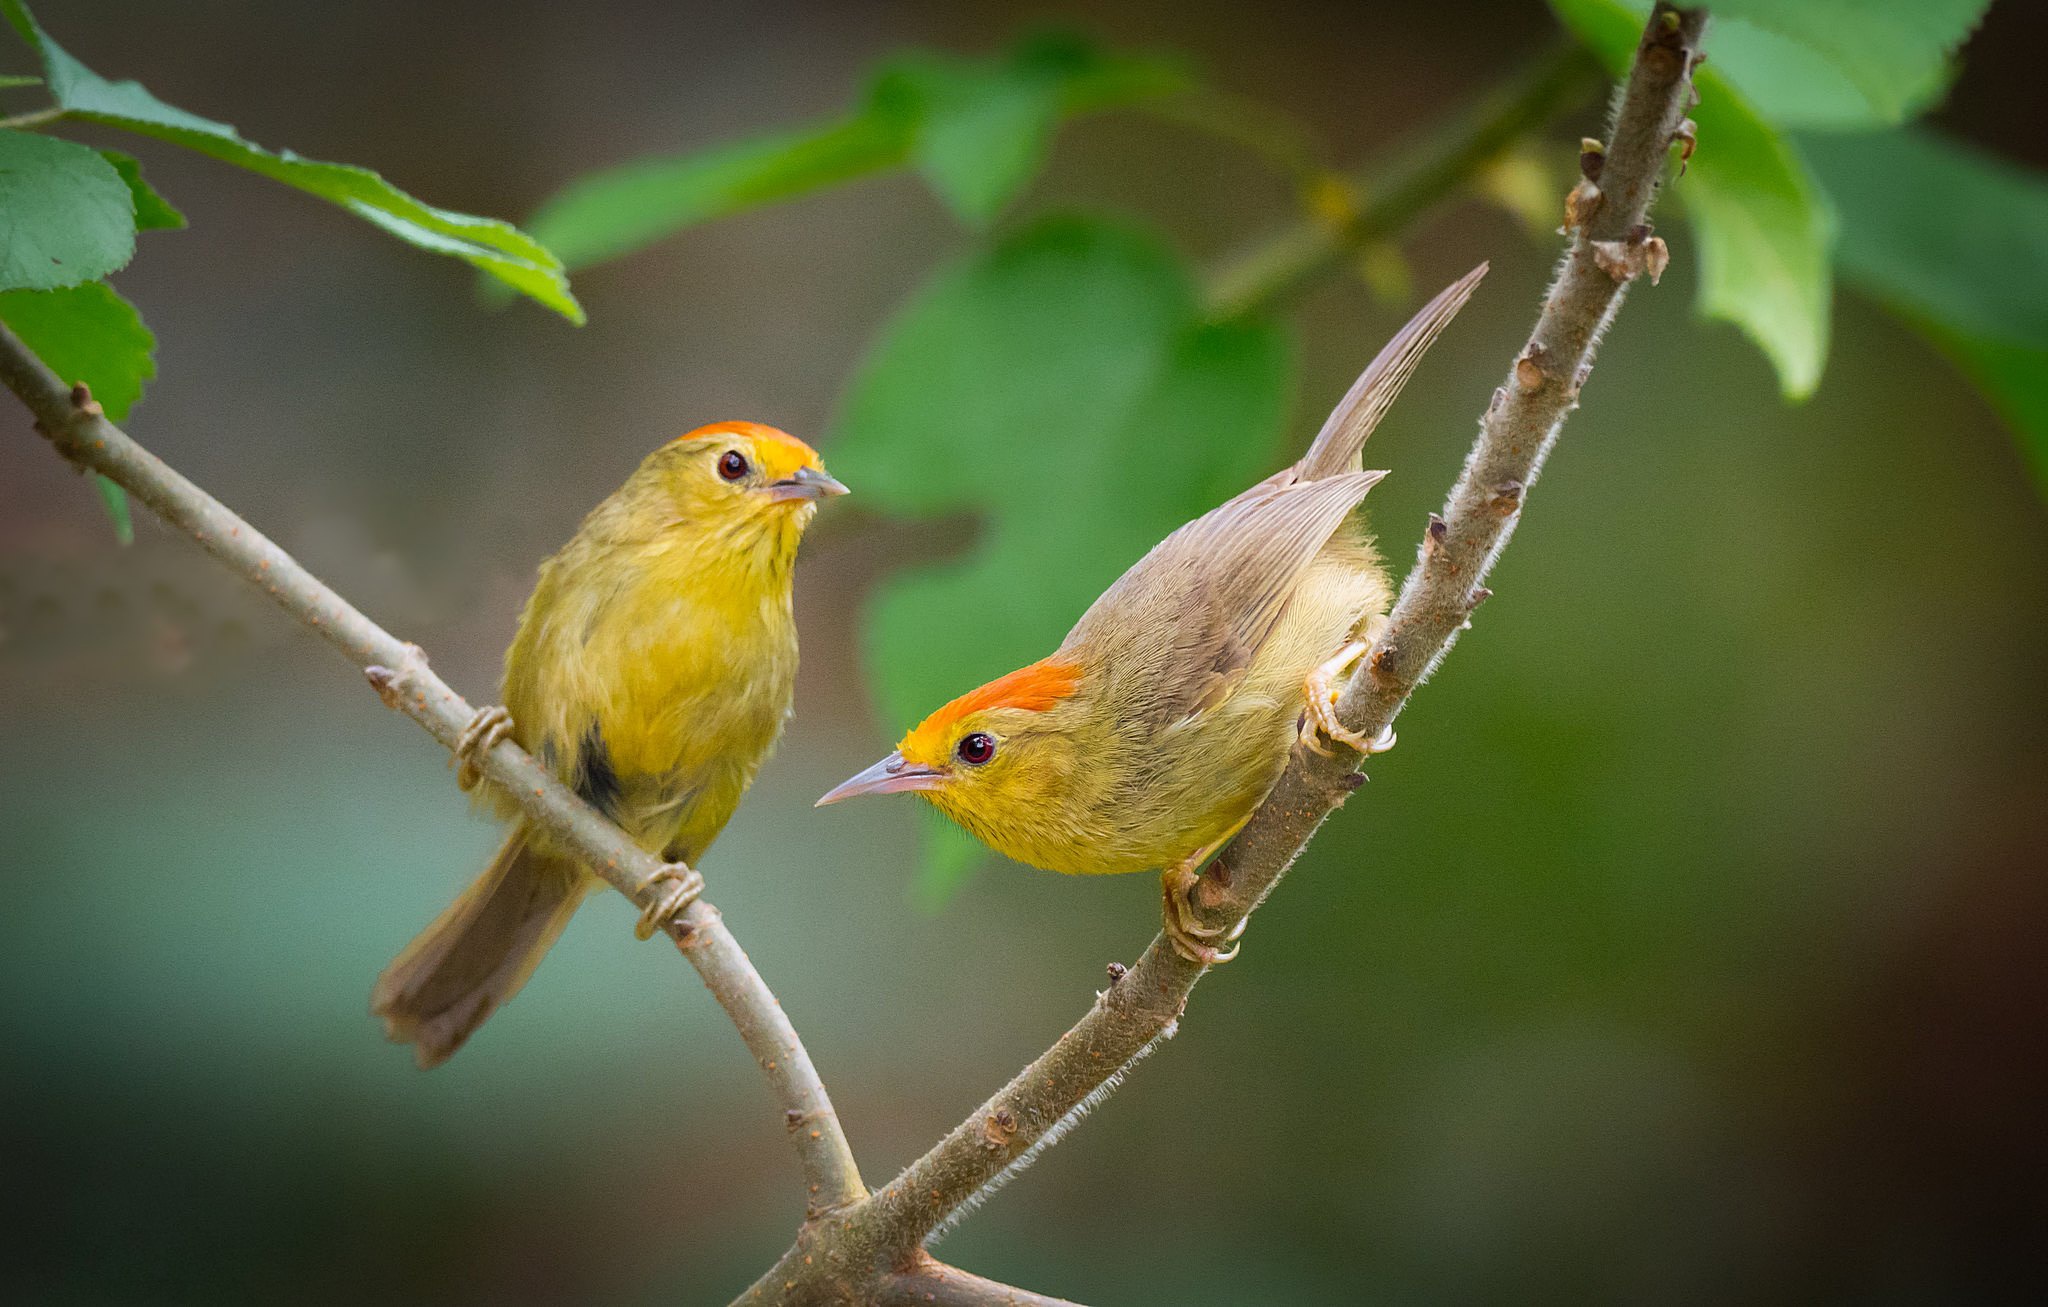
[768,467,850,503]
[816,751,945,806]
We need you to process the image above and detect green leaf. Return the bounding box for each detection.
[1,0,580,322]
[521,33,1186,275]
[0,71,37,88]
[1553,0,1987,129]
[1552,0,1835,398]
[98,149,183,230]
[0,128,134,289]
[1805,129,2048,492]
[527,114,912,274]
[1702,0,1987,127]
[0,279,154,419]
[93,473,132,545]
[831,217,1294,896]
[0,280,156,542]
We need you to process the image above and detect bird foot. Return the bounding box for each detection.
[635,863,704,941]
[454,705,514,790]
[1299,641,1397,757]
[1161,863,1245,965]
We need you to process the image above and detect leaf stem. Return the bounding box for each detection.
[1205,39,1605,319]
[0,104,62,129]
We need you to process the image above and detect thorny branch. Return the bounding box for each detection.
[739,5,1707,1303]
[0,324,867,1217]
[3,5,1706,1304]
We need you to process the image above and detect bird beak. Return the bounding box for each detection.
[767,467,850,503]
[815,751,945,806]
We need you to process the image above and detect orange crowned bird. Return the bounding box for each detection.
[373,422,846,1066]
[818,268,1484,963]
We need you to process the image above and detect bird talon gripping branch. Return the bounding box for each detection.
[635,863,705,941]
[820,268,1486,962]
[453,704,514,791]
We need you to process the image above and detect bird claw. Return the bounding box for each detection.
[455,705,514,791]
[634,863,704,941]
[1161,863,1245,965]
[1299,641,1397,757]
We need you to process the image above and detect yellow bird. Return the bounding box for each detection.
[818,268,1484,963]
[374,422,846,1066]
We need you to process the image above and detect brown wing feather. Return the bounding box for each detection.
[1064,471,1386,725]
[1294,263,1487,481]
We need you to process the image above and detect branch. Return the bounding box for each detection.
[0,326,867,1217]
[877,1259,1086,1307]
[1205,38,1605,320]
[740,5,1706,1300]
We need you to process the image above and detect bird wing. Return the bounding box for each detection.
[1293,262,1486,481]
[1064,470,1385,725]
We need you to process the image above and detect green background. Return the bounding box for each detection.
[2,0,2044,1302]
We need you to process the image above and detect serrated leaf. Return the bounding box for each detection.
[1,0,580,322]
[0,280,156,541]
[831,217,1294,896]
[1553,0,1835,398]
[97,149,183,230]
[1805,129,2048,494]
[0,128,134,289]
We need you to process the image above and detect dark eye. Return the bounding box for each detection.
[955,732,996,766]
[717,450,749,481]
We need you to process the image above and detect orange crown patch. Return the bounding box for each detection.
[899,658,1080,764]
[673,421,822,480]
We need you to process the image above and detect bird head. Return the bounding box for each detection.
[817,659,1084,842]
[643,420,847,550]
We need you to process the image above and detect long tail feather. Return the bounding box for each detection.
[371,826,588,1069]
[1295,262,1489,482]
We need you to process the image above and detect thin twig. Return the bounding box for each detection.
[0,104,63,129]
[877,1259,1087,1307]
[0,325,867,1216]
[737,6,1706,1301]
[1204,39,1604,320]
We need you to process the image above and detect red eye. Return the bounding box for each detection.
[717,450,749,481]
[956,732,996,765]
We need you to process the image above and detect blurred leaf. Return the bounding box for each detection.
[0,70,36,87]
[1554,0,1835,398]
[98,149,184,230]
[92,473,132,544]
[523,33,1186,275]
[831,217,1293,896]
[0,128,134,289]
[1805,129,2048,491]
[527,115,910,274]
[1,0,581,322]
[886,34,1189,226]
[0,279,155,540]
[1554,0,1986,128]
[1703,0,1987,127]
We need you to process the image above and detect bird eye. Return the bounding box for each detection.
[956,732,996,766]
[717,450,749,481]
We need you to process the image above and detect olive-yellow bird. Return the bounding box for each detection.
[818,268,1484,963]
[374,422,846,1066]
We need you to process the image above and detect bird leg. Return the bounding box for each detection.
[1299,640,1398,757]
[454,705,514,791]
[634,863,705,941]
[1161,849,1247,966]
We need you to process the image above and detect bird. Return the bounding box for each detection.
[817,267,1484,965]
[373,421,846,1067]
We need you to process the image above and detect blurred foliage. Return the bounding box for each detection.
[523,33,1188,272]
[1805,129,2048,489]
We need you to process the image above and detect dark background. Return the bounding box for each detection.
[2,1,2044,1302]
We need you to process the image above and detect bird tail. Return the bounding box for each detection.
[371,826,589,1069]
[1295,262,1489,482]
